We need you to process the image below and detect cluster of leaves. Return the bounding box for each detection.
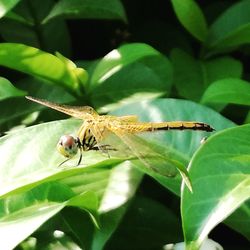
[0,0,249,249]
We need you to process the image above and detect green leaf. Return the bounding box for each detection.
[104,196,182,249]
[225,199,250,241]
[181,124,250,248]
[170,49,242,101]
[0,0,72,57]
[206,0,250,52]
[0,182,98,250]
[44,0,127,23]
[90,162,142,250]
[61,207,96,249]
[90,43,173,111]
[0,98,234,248]
[0,119,115,198]
[0,77,26,100]
[0,43,79,92]
[201,78,250,106]
[0,119,142,248]
[171,0,208,41]
[0,0,20,18]
[0,77,75,128]
[56,52,88,87]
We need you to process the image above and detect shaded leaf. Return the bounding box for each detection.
[225,199,250,241]
[104,196,182,249]
[170,49,242,101]
[0,77,26,100]
[90,43,173,111]
[0,182,98,250]
[171,0,208,41]
[44,0,127,23]
[0,77,75,128]
[0,0,72,56]
[206,0,250,52]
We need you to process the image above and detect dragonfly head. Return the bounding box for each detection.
[57,135,79,158]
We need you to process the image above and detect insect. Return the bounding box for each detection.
[26,96,214,178]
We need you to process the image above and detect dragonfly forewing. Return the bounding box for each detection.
[25,96,97,120]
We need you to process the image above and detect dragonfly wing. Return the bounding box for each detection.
[26,96,96,119]
[103,129,179,177]
[106,130,193,190]
[117,115,139,123]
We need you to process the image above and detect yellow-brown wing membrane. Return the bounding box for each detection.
[100,126,178,177]
[25,96,97,120]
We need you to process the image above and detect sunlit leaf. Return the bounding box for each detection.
[0,182,98,250]
[0,98,235,248]
[0,0,20,19]
[201,78,250,106]
[111,98,234,194]
[0,119,142,248]
[181,125,250,249]
[0,43,79,92]
[90,43,173,111]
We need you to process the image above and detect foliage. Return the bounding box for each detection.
[0,0,249,249]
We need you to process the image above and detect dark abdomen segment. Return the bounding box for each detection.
[125,121,214,133]
[154,121,214,132]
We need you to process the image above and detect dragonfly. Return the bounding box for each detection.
[26,96,214,180]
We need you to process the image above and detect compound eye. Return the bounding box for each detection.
[57,135,78,158]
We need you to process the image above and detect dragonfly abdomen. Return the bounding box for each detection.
[149,122,214,132]
[124,121,214,133]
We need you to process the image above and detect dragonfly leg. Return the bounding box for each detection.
[58,158,70,167]
[91,144,117,158]
[77,149,83,165]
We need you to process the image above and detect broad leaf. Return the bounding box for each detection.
[225,199,250,241]
[171,0,207,41]
[111,98,235,194]
[0,98,235,248]
[0,118,142,248]
[44,0,127,23]
[0,0,72,56]
[0,0,20,18]
[0,182,98,250]
[170,49,242,101]
[206,0,250,53]
[0,77,75,128]
[104,196,182,249]
[90,43,173,111]
[181,124,250,249]
[201,78,250,106]
[0,43,85,93]
[0,77,26,100]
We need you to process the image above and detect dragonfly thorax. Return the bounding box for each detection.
[57,135,79,158]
